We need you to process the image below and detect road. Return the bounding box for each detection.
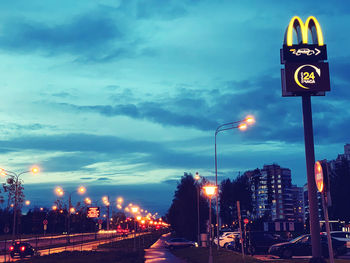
[0,232,133,262]
[254,253,350,261]
[145,233,185,263]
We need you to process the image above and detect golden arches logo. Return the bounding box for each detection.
[284,16,324,46]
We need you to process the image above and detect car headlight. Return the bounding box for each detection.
[194,242,199,247]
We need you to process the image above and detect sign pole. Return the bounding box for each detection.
[302,95,322,258]
[236,201,245,260]
[321,193,334,263]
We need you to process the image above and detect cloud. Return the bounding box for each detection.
[0,12,123,60]
[97,177,111,181]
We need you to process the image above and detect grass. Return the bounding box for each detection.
[15,231,165,263]
[171,247,350,263]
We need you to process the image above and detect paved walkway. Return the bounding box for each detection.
[145,233,186,263]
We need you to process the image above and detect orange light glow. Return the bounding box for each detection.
[25,200,30,206]
[238,123,247,131]
[78,186,86,194]
[52,205,57,210]
[131,206,139,213]
[137,216,142,221]
[31,166,40,174]
[85,197,92,205]
[55,187,64,196]
[245,115,255,124]
[70,207,75,213]
[0,168,6,177]
[117,197,123,203]
[203,185,217,197]
[194,172,200,181]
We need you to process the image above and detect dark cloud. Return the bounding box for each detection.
[97,177,111,181]
[41,154,97,172]
[80,177,94,180]
[0,13,123,59]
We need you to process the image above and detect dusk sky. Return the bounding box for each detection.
[0,0,349,215]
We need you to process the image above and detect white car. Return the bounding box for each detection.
[165,238,198,249]
[214,232,240,248]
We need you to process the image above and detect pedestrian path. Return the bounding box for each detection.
[145,233,186,263]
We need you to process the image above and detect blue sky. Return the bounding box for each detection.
[0,0,349,215]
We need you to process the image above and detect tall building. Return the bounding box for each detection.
[329,143,350,171]
[245,164,303,222]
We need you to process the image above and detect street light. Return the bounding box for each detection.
[0,166,39,239]
[102,196,111,230]
[194,172,201,245]
[55,186,86,241]
[131,206,139,251]
[203,185,217,263]
[214,115,255,250]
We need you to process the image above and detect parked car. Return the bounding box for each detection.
[268,234,347,259]
[165,238,198,249]
[246,232,286,255]
[214,231,240,248]
[9,242,39,258]
[321,231,350,249]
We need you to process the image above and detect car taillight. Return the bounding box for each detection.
[9,246,14,251]
[21,246,25,251]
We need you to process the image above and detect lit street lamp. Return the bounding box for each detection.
[131,206,139,251]
[102,196,111,230]
[55,186,86,242]
[0,166,39,239]
[214,115,254,249]
[203,185,217,263]
[194,172,201,245]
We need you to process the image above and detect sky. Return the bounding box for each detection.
[0,0,349,216]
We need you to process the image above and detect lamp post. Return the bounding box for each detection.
[0,166,39,239]
[194,172,201,245]
[131,206,139,251]
[55,186,86,242]
[102,196,111,230]
[214,116,254,249]
[203,185,217,263]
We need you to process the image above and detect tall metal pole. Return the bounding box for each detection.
[237,201,245,260]
[12,176,18,239]
[197,184,200,245]
[107,196,110,231]
[321,193,334,263]
[133,220,136,251]
[302,95,322,258]
[214,133,219,250]
[68,194,72,243]
[209,197,213,263]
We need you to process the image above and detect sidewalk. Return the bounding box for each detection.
[145,233,186,263]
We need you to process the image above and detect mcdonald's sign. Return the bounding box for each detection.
[281,16,330,97]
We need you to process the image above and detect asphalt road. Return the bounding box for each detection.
[0,232,132,262]
[145,233,185,263]
[254,252,350,261]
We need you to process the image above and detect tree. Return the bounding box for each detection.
[219,174,252,227]
[166,173,209,241]
[3,175,25,210]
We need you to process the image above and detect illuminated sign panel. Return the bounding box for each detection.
[284,62,330,94]
[87,207,100,218]
[281,16,330,97]
[314,161,324,193]
[281,44,327,63]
